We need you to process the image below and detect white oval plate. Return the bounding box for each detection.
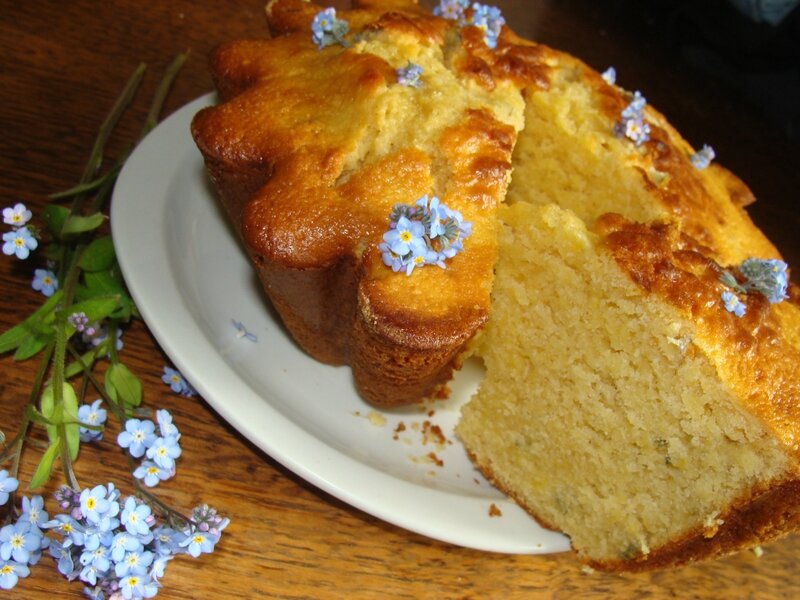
[112,94,571,554]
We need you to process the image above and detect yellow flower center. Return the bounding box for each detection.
[399,231,412,243]
[0,565,12,575]
[10,534,23,548]
[86,497,96,510]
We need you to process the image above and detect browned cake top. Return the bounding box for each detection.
[596,213,800,457]
[192,0,553,346]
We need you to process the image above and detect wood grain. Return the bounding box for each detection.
[1,1,798,598]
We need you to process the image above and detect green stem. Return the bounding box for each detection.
[69,63,146,214]
[139,52,188,140]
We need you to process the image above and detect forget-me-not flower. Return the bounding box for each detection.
[31,268,58,297]
[2,227,38,259]
[0,470,18,505]
[117,419,157,458]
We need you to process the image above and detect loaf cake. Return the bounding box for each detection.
[193,0,800,570]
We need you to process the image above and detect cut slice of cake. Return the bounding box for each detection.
[458,202,800,571]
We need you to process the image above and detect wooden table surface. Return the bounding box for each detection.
[1,1,798,598]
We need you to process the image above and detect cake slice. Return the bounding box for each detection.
[458,202,800,571]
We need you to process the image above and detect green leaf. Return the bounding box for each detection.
[78,235,116,272]
[40,383,58,442]
[64,346,100,379]
[84,271,124,295]
[41,205,70,238]
[105,363,142,408]
[13,331,53,361]
[29,441,60,490]
[62,383,80,461]
[0,290,63,354]
[62,212,105,235]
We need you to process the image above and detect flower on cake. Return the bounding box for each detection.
[690,144,716,169]
[615,90,651,146]
[719,257,789,317]
[311,7,348,49]
[379,195,471,276]
[396,61,424,88]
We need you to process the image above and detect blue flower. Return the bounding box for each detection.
[20,495,48,533]
[119,571,156,600]
[311,7,349,49]
[0,520,40,564]
[615,91,651,146]
[117,419,157,458]
[78,399,107,443]
[722,290,746,317]
[2,227,38,259]
[467,3,505,48]
[0,560,30,590]
[433,0,469,19]
[161,366,195,397]
[396,62,424,88]
[601,66,616,85]
[156,409,179,438]
[31,268,58,297]
[146,435,182,471]
[110,531,144,564]
[79,485,115,526]
[79,544,110,573]
[114,548,154,578]
[2,203,32,228]
[48,539,76,577]
[383,216,427,257]
[623,117,650,146]
[690,144,716,170]
[0,470,18,505]
[133,461,173,488]
[43,514,86,548]
[121,497,154,538]
[179,530,218,558]
[738,258,789,304]
[379,196,472,276]
[150,553,172,582]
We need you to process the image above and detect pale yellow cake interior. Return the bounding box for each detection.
[458,202,790,562]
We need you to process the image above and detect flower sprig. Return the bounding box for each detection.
[690,144,716,170]
[311,7,349,49]
[720,257,790,317]
[615,90,651,146]
[0,55,230,598]
[379,195,472,276]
